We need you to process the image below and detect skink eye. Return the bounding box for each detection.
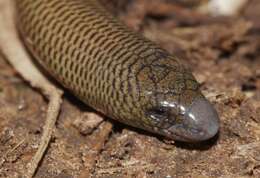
[146,107,169,123]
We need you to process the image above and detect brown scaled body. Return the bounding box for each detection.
[15,0,219,142]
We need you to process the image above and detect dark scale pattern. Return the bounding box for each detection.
[15,0,204,137]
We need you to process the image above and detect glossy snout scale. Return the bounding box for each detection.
[15,0,220,142]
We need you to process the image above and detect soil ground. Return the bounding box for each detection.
[0,0,260,177]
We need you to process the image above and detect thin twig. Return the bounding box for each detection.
[0,0,63,177]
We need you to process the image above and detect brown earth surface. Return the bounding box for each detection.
[0,0,260,177]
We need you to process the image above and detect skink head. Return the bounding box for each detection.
[145,96,219,142]
[135,52,219,142]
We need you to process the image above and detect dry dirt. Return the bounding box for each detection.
[0,0,260,177]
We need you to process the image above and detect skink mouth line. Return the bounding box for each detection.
[162,128,195,142]
[151,118,202,142]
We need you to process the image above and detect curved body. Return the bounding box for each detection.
[15,0,219,142]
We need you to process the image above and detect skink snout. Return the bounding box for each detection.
[185,97,219,141]
[167,97,220,142]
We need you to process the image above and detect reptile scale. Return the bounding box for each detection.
[15,0,219,142]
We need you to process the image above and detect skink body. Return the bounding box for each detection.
[15,0,219,142]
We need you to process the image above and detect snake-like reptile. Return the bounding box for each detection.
[15,0,219,142]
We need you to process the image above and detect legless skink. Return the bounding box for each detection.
[15,0,219,142]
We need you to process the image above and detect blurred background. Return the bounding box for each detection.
[0,0,259,177]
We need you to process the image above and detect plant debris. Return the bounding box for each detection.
[0,0,259,177]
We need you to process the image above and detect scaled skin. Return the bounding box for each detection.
[127,52,219,142]
[16,0,219,142]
